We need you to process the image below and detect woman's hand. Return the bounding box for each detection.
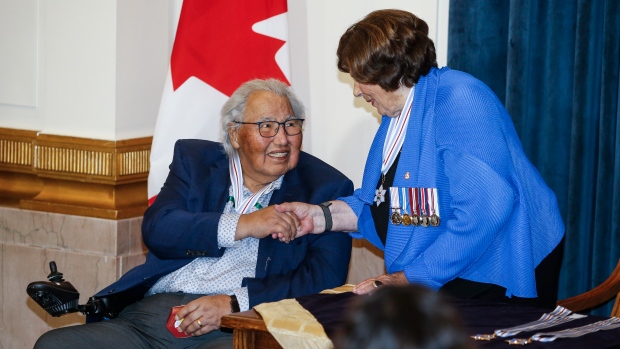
[352,271,408,295]
[174,294,232,336]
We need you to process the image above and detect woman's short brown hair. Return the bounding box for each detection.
[337,9,437,91]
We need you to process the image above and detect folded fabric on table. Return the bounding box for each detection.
[253,285,358,349]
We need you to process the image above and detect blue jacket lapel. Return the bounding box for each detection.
[208,157,231,212]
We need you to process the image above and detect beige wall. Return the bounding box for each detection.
[0,0,170,140]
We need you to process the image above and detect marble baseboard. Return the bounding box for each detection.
[0,207,146,349]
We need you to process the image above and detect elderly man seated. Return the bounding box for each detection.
[35,79,353,349]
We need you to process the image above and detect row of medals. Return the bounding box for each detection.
[390,188,441,228]
[391,210,440,227]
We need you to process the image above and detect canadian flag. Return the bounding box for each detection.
[148,0,291,204]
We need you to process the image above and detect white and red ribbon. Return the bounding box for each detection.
[229,154,278,214]
[380,88,415,175]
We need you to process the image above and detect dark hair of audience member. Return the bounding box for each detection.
[333,285,474,349]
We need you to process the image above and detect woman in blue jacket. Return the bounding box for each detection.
[277,9,565,309]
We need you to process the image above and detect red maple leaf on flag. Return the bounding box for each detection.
[170,0,289,96]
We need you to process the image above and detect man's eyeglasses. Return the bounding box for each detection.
[234,118,305,138]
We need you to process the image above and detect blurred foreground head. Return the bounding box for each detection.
[334,285,474,349]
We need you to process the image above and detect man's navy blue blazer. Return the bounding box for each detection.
[93,139,353,316]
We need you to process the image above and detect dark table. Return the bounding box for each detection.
[453,297,620,348]
[298,292,620,349]
[222,292,620,349]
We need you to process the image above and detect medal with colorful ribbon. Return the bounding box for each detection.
[419,188,429,227]
[410,188,420,226]
[429,188,440,226]
[389,187,402,225]
[401,187,411,226]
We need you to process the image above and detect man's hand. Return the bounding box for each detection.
[235,205,301,243]
[352,271,409,295]
[174,294,232,336]
[274,202,322,237]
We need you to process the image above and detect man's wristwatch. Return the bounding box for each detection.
[318,201,333,231]
[230,294,240,313]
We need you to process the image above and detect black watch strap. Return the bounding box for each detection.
[319,201,333,231]
[230,294,240,313]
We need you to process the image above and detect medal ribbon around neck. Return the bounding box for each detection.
[380,87,415,175]
[229,153,276,214]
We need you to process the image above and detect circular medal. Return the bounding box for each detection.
[402,213,411,226]
[430,214,440,227]
[420,215,429,227]
[411,214,420,226]
[390,211,402,225]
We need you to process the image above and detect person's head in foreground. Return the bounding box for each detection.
[334,285,474,349]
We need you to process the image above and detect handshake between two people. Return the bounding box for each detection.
[237,201,352,244]
[238,200,409,296]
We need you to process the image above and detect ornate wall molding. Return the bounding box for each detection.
[0,128,152,219]
[0,128,36,173]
